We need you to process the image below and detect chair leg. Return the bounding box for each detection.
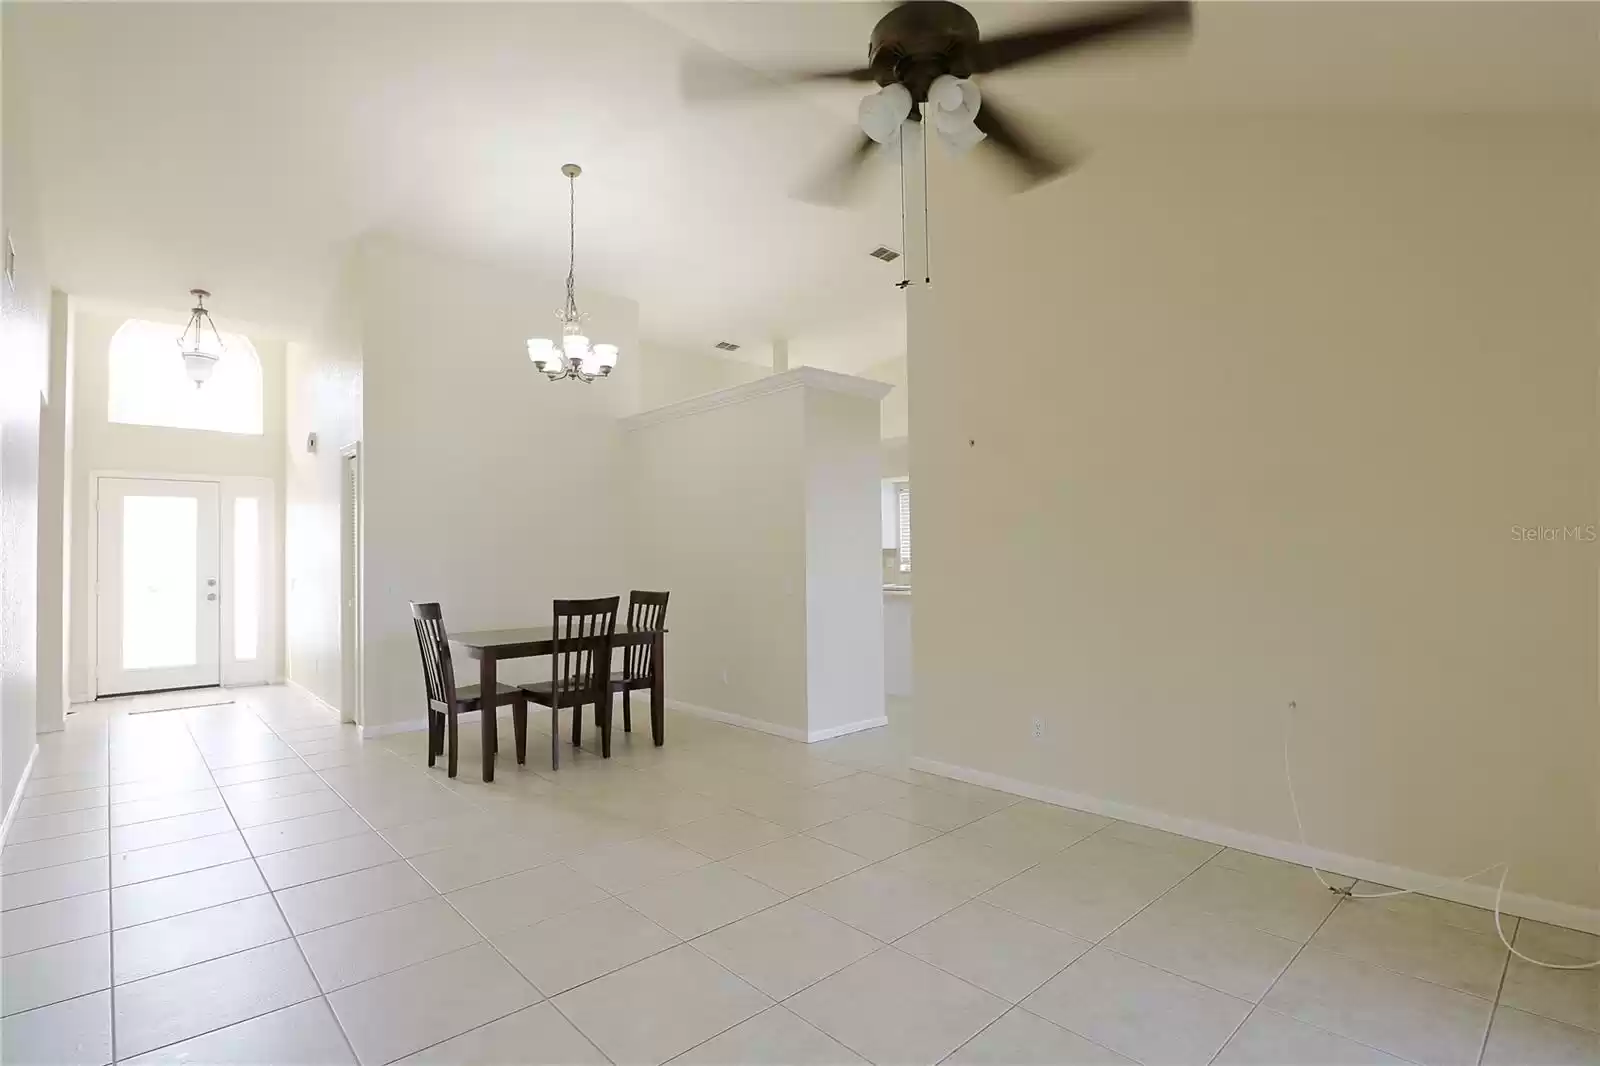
[550,703,561,771]
[427,711,439,767]
[512,697,527,765]
[623,688,632,733]
[447,709,459,779]
[571,697,582,749]
[600,694,613,759]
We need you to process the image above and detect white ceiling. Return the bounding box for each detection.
[11,2,1597,371]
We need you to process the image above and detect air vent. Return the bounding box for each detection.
[869,246,902,262]
[714,341,741,352]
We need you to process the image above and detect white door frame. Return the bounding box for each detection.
[89,469,278,697]
[339,443,363,726]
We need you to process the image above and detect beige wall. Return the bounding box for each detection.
[625,382,811,736]
[67,308,288,699]
[357,237,636,734]
[35,290,72,733]
[910,117,1600,916]
[862,355,908,441]
[1,9,50,818]
[636,341,766,413]
[804,384,888,736]
[623,370,888,740]
[284,253,363,712]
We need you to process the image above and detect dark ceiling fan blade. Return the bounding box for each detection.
[967,1,1192,75]
[681,48,875,103]
[972,97,1074,189]
[795,132,880,207]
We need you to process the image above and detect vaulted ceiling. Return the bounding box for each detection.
[10,2,1597,371]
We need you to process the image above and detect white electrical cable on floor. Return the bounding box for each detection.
[1282,700,1600,970]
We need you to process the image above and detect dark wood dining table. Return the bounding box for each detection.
[450,624,666,782]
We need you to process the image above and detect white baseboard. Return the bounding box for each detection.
[808,716,889,742]
[1,745,41,847]
[911,756,1600,937]
[666,701,890,745]
[360,717,428,740]
[356,705,549,741]
[286,679,349,723]
[665,700,810,743]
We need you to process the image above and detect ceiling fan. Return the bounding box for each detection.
[684,1,1193,203]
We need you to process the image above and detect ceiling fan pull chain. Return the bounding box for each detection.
[921,104,933,287]
[897,127,911,290]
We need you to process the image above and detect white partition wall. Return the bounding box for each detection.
[623,368,890,742]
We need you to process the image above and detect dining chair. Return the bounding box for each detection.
[519,596,619,769]
[410,601,527,779]
[609,590,669,735]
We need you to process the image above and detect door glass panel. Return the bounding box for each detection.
[234,497,259,661]
[122,496,198,669]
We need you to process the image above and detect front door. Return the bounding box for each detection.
[96,477,222,695]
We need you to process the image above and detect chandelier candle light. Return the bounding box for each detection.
[176,288,227,386]
[528,163,619,383]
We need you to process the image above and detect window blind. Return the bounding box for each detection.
[897,483,911,572]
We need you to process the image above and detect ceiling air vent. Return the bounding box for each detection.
[714,341,741,352]
[869,246,901,262]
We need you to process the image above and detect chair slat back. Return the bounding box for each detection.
[624,590,670,680]
[410,601,457,708]
[552,596,619,697]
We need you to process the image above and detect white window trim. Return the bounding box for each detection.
[107,318,265,435]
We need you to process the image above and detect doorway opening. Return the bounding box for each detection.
[340,444,363,726]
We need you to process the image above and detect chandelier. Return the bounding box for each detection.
[527,163,618,383]
[176,288,226,386]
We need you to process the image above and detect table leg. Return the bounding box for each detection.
[480,653,497,782]
[650,632,665,747]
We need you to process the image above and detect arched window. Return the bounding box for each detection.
[107,318,263,435]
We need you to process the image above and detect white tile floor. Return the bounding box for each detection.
[2,686,1596,1066]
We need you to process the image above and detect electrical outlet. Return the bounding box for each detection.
[1031,717,1045,740]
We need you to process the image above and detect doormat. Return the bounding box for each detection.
[132,688,235,713]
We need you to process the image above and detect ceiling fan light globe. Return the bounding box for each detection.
[928,74,964,112]
[859,85,911,144]
[957,78,981,116]
[936,119,986,155]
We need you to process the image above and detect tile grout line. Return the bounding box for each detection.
[1474,930,1515,1066]
[395,715,976,1059]
[927,832,1237,1065]
[655,809,1096,1064]
[289,708,586,1066]
[106,717,118,1066]
[1203,893,1345,1065]
[231,697,367,1066]
[350,710,627,1066]
[333,723,979,1063]
[164,695,364,1066]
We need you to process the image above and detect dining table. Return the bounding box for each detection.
[450,624,666,782]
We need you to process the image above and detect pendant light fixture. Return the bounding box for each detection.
[527,164,619,383]
[176,288,226,386]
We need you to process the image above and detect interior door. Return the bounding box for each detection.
[96,477,222,695]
